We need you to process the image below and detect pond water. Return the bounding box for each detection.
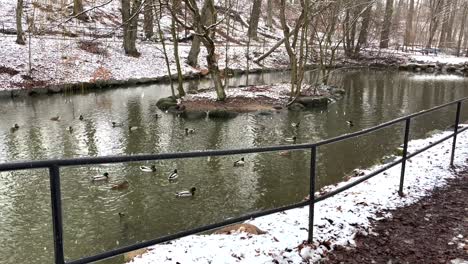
[0,70,467,263]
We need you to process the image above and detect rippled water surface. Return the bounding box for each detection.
[0,70,467,263]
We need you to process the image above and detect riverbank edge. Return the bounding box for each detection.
[2,59,467,100]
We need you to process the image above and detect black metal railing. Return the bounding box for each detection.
[0,97,467,264]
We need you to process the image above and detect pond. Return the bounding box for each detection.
[0,70,467,263]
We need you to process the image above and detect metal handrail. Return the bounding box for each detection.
[0,96,467,264]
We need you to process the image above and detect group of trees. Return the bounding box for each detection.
[13,0,468,102]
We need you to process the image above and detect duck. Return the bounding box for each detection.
[291,122,300,128]
[346,120,354,127]
[92,172,109,182]
[285,136,297,144]
[10,124,20,132]
[129,126,139,131]
[185,128,195,135]
[279,151,291,157]
[111,180,129,190]
[175,187,197,197]
[67,126,73,133]
[140,165,157,172]
[112,122,123,128]
[50,116,61,121]
[233,157,245,167]
[168,169,178,181]
[78,115,84,121]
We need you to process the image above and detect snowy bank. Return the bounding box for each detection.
[128,126,468,264]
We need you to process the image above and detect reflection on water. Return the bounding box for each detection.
[0,70,467,263]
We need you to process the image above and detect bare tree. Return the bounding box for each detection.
[121,0,142,56]
[144,0,154,39]
[279,0,311,101]
[404,0,414,47]
[379,0,393,48]
[170,0,185,96]
[186,0,213,67]
[456,3,467,56]
[155,0,176,97]
[170,0,226,101]
[16,0,25,45]
[73,0,88,20]
[267,0,274,29]
[426,0,443,48]
[248,0,262,39]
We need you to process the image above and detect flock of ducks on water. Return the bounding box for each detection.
[8,113,355,197]
[90,156,245,198]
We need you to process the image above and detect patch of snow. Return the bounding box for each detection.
[128,127,468,263]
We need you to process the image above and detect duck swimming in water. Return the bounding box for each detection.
[175,187,197,197]
[10,124,19,132]
[234,157,245,167]
[111,180,129,190]
[79,115,84,121]
[140,165,157,172]
[129,126,139,131]
[50,116,60,121]
[285,136,297,144]
[168,169,178,181]
[92,172,109,182]
[346,120,354,127]
[111,122,123,128]
[185,128,195,135]
[67,126,73,133]
[291,122,300,128]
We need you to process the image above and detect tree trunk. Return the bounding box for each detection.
[438,0,450,48]
[379,0,394,48]
[16,0,25,45]
[144,0,154,39]
[446,0,458,46]
[267,0,273,29]
[456,4,467,56]
[404,0,414,47]
[156,0,175,97]
[354,1,373,55]
[427,0,442,48]
[73,0,88,20]
[248,0,262,39]
[171,0,185,97]
[187,0,212,67]
[121,0,141,57]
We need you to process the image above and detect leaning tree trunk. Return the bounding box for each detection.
[16,0,25,45]
[379,0,394,49]
[248,0,262,39]
[143,0,154,39]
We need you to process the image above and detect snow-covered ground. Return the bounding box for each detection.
[0,34,289,91]
[128,127,468,264]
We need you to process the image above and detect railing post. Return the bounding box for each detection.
[450,102,462,166]
[49,165,65,264]
[308,146,317,243]
[399,118,411,197]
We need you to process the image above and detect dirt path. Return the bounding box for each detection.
[323,171,468,264]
